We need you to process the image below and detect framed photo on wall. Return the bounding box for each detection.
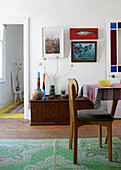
[71,41,97,62]
[70,28,98,40]
[42,28,64,58]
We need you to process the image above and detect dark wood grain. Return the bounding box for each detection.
[30,97,94,125]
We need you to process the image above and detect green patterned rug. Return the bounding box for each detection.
[0,137,121,170]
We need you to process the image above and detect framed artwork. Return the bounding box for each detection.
[42,28,64,58]
[70,28,98,40]
[71,41,97,62]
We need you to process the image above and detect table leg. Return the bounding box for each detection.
[104,100,118,144]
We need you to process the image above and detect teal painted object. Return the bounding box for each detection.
[60,94,68,99]
[42,89,46,99]
[37,72,40,78]
[60,90,68,98]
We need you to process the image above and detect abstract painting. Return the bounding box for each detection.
[71,41,97,62]
[42,28,64,58]
[70,28,98,40]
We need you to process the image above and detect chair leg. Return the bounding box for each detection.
[73,124,78,164]
[15,94,17,103]
[19,93,22,101]
[107,122,112,162]
[98,125,102,148]
[69,121,73,149]
[104,131,108,144]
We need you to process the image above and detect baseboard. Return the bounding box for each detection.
[0,98,14,109]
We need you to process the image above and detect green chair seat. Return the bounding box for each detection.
[77,110,114,121]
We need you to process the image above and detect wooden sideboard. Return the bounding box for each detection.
[29,97,94,125]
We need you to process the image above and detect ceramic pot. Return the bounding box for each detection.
[61,91,65,94]
[49,85,55,96]
[16,87,20,91]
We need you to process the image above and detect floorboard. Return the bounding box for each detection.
[0,119,121,140]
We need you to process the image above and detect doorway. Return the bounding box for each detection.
[0,24,24,118]
[0,17,29,119]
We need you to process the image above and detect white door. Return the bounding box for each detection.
[107,20,121,118]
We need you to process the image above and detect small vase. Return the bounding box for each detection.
[49,85,55,96]
[16,87,20,91]
[60,90,68,99]
[61,91,65,95]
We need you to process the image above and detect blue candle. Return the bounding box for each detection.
[37,72,40,78]
[42,89,46,100]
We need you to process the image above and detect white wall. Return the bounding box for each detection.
[0,25,23,108]
[0,0,121,99]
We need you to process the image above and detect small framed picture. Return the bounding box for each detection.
[70,28,98,40]
[42,28,64,58]
[71,41,97,62]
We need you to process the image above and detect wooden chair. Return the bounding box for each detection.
[11,72,22,103]
[68,78,114,164]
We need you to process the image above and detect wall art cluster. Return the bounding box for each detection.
[70,28,98,62]
[41,27,98,62]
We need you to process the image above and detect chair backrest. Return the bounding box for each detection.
[68,79,78,122]
[10,72,16,93]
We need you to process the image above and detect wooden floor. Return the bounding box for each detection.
[0,119,121,139]
[0,119,121,140]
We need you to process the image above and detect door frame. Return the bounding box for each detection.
[106,19,121,118]
[0,17,30,119]
[106,19,121,81]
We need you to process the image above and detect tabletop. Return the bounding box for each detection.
[79,83,121,109]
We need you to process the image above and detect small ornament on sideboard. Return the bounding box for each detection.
[49,85,55,96]
[42,73,46,99]
[32,72,44,100]
[60,90,68,99]
[32,89,43,100]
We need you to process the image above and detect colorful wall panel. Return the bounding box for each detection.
[110,22,121,73]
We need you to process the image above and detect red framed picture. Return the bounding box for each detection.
[70,28,98,40]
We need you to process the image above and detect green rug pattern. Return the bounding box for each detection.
[0,137,121,170]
